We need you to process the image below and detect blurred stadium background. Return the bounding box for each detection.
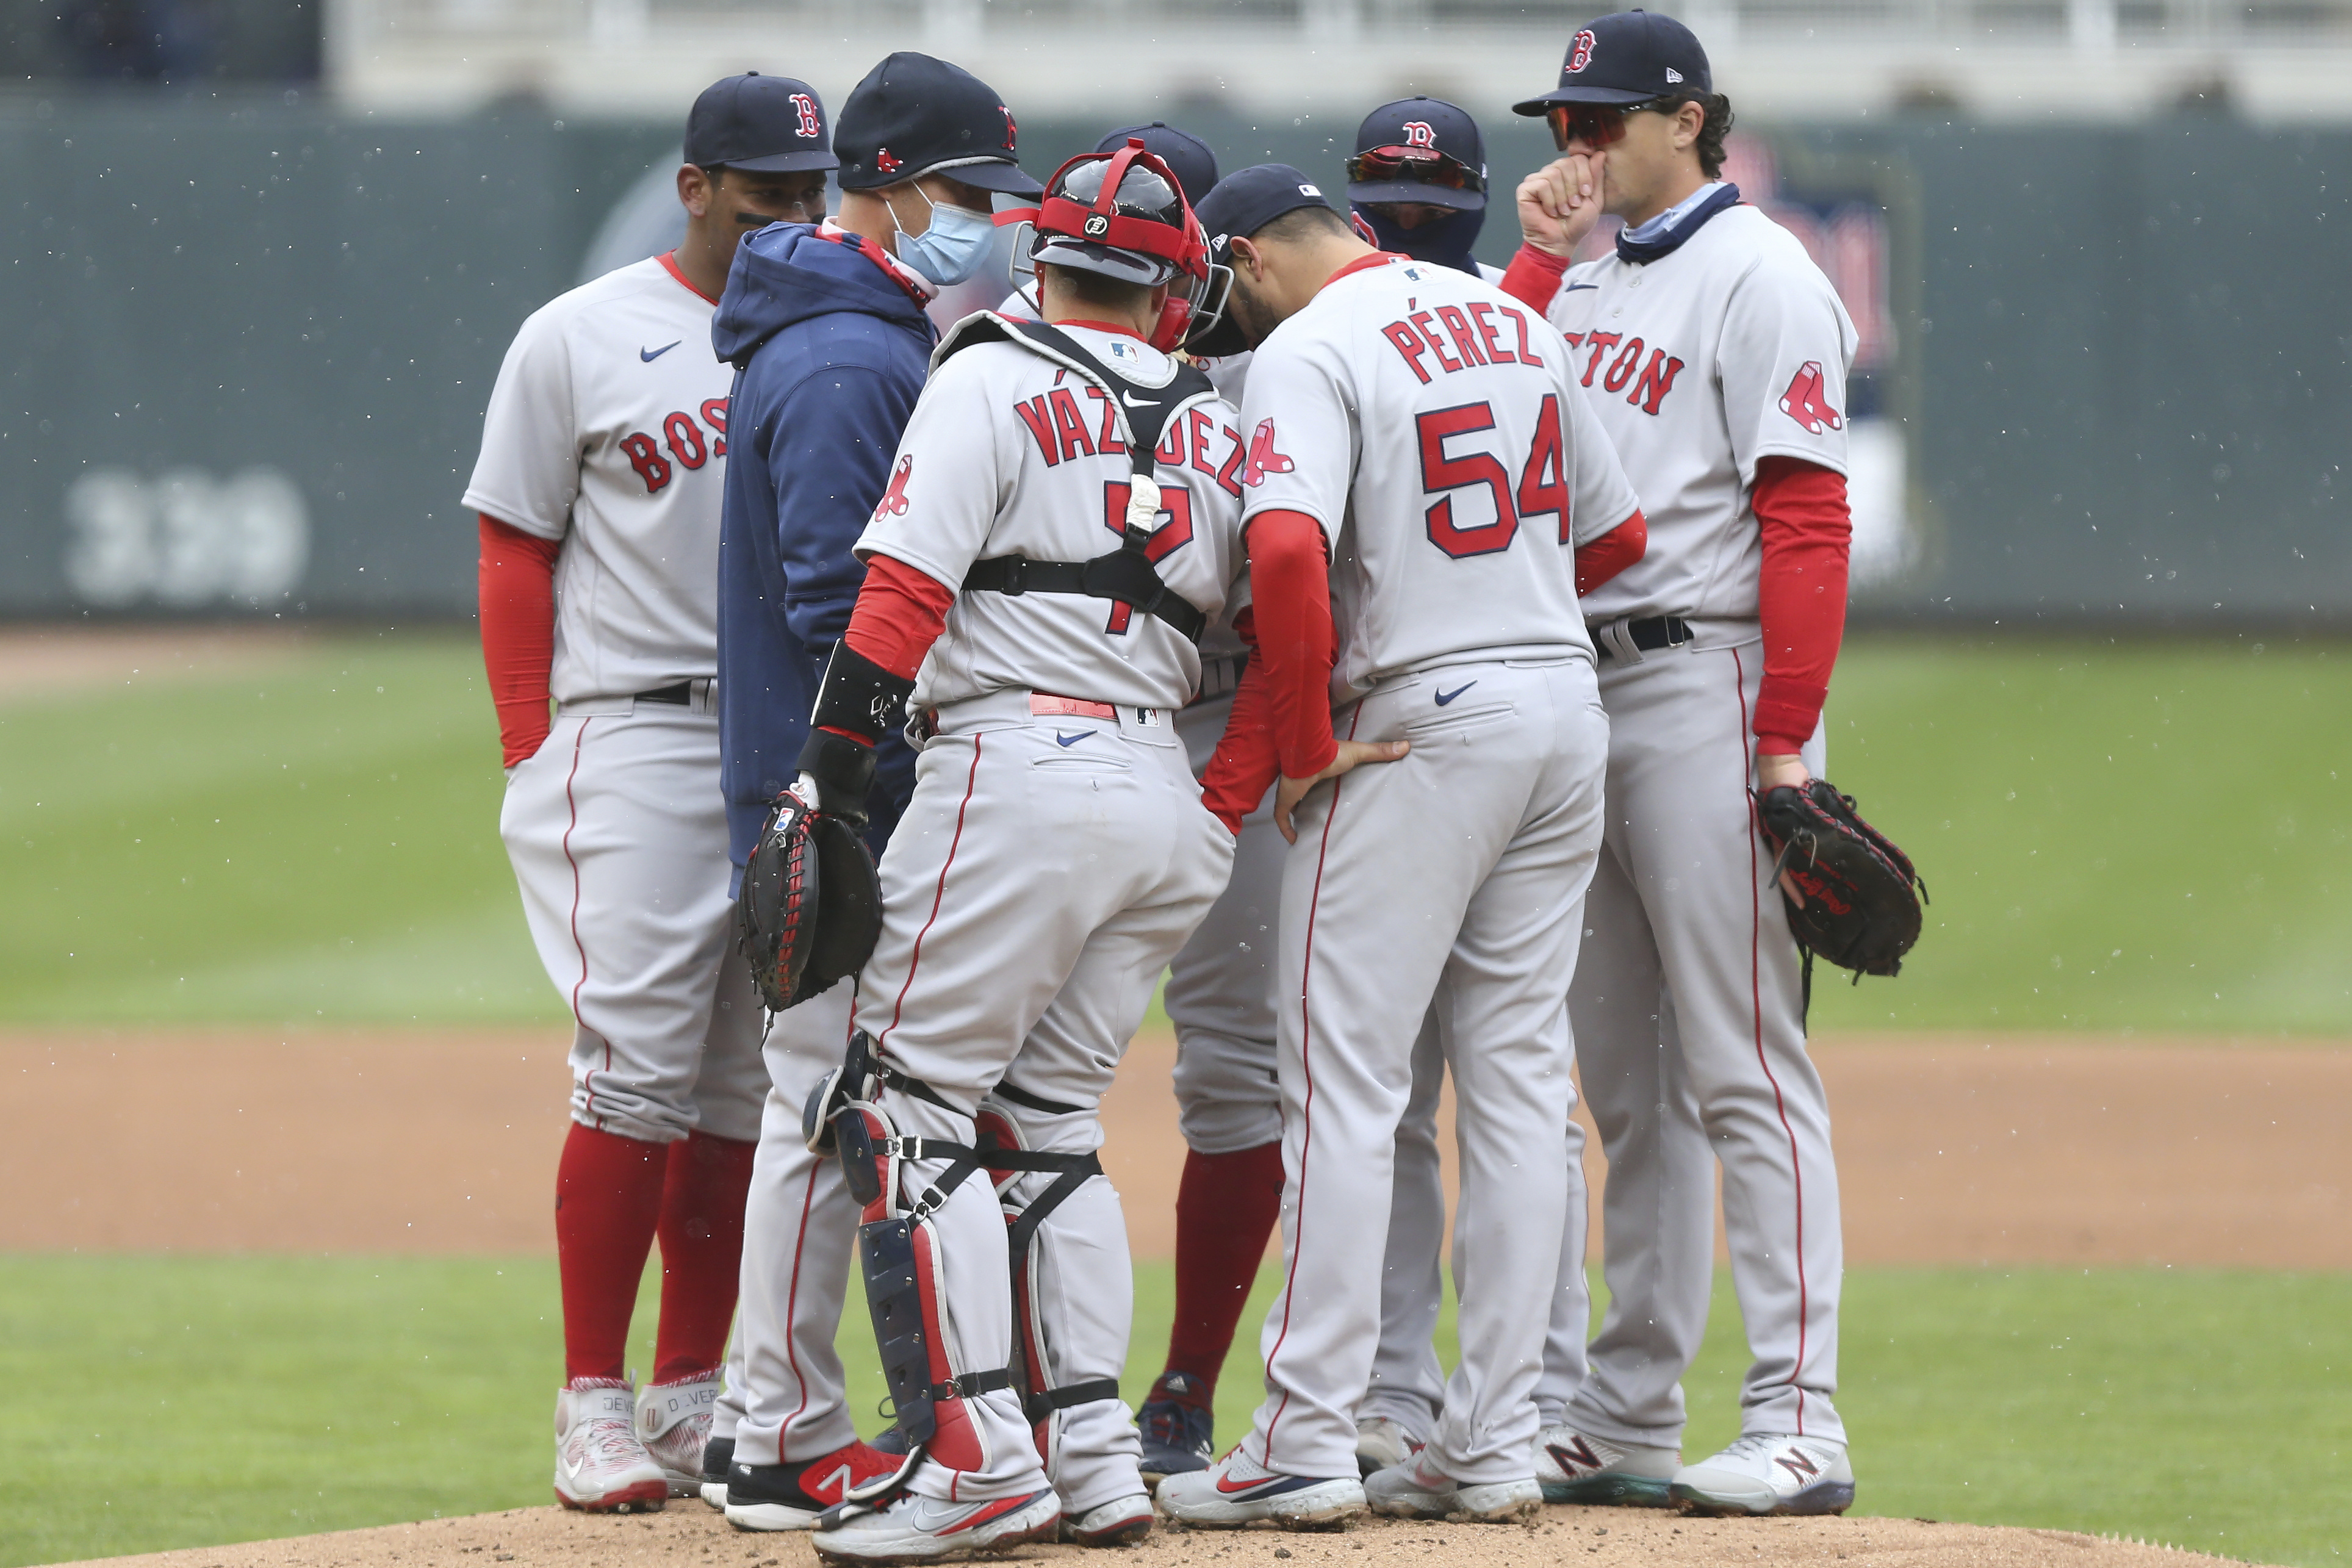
[4,4,2352,1567]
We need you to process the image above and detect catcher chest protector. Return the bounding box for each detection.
[943,314,1218,643]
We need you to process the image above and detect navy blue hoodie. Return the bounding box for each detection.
[712,223,934,877]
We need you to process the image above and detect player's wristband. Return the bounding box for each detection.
[793,731,877,821]
[809,640,916,746]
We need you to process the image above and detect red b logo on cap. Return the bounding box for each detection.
[789,92,819,138]
[1569,29,1598,71]
[1401,120,1436,148]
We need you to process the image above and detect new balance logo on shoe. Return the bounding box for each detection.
[1550,1435,1604,1473]
[1775,1448,1821,1482]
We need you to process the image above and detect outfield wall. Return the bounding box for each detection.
[5,98,2346,624]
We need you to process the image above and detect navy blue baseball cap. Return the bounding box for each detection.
[1195,164,1338,261]
[1347,97,1488,212]
[835,51,1044,196]
[1512,9,1713,113]
[683,73,837,173]
[1095,122,1220,207]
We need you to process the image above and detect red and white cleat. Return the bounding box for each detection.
[553,1379,669,1513]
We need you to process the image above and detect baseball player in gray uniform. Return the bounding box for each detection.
[1498,9,1861,1517]
[468,72,835,1514]
[1154,165,1640,1530]
[792,145,1243,1562]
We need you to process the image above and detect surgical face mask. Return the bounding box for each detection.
[890,182,996,287]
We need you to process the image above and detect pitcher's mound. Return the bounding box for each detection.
[48,1500,2253,1568]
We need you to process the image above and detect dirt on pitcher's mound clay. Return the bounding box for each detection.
[46,1499,2262,1568]
[5,1028,2351,1267]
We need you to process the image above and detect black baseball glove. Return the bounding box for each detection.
[736,790,884,1012]
[1757,779,1926,980]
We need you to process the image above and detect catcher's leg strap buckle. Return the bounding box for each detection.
[1024,1377,1123,1423]
[926,1367,1015,1403]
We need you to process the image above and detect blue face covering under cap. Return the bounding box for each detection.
[892,184,996,286]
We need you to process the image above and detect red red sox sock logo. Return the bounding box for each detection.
[789,93,821,138]
[1400,120,1436,148]
[1241,419,1293,486]
[871,454,915,520]
[999,105,1018,150]
[1569,28,1598,71]
[875,148,902,175]
[1778,361,1843,434]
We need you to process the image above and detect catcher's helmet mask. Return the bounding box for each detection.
[1001,139,1233,353]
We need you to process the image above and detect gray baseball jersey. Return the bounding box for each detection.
[467,254,764,1151]
[842,317,1242,1511]
[856,320,1246,714]
[1222,253,1620,1487]
[1523,192,1855,1450]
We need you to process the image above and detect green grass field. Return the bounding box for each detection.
[1,629,2345,1032]
[3,1255,2346,1568]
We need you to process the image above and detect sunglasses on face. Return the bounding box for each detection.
[1343,145,1486,194]
[1547,99,1667,150]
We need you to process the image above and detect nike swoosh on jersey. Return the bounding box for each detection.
[1056,731,1091,747]
[1121,391,1160,408]
[641,341,681,361]
[1562,284,1599,293]
[1434,681,1477,705]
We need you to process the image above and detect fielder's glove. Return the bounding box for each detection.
[736,789,883,1012]
[1757,778,1926,980]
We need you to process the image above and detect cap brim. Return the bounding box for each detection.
[940,160,1045,196]
[722,149,841,173]
[1348,180,1486,212]
[1511,85,1660,114]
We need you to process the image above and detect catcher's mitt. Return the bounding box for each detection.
[1757,779,1926,980]
[736,791,884,1012]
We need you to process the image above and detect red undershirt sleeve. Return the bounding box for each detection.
[1240,508,1339,780]
[1574,508,1647,597]
[1197,606,1276,834]
[477,513,561,768]
[1751,456,1852,756]
[841,553,955,683]
[1500,243,1573,315]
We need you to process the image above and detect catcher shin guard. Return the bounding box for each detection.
[817,1048,1010,1502]
[973,1104,1121,1460]
[855,1207,1007,1471]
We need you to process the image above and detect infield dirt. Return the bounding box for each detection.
[48,1492,2257,1568]
[7,1027,2347,1267]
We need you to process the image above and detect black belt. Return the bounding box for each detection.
[635,681,696,705]
[1594,616,1692,663]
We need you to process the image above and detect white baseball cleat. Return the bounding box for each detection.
[1154,1447,1366,1530]
[553,1378,669,1513]
[1063,1492,1155,1546]
[1364,1450,1542,1523]
[1353,1415,1425,1478]
[811,1487,1061,1564]
[1670,1433,1855,1517]
[1535,1423,1680,1507]
[636,1374,721,1497]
